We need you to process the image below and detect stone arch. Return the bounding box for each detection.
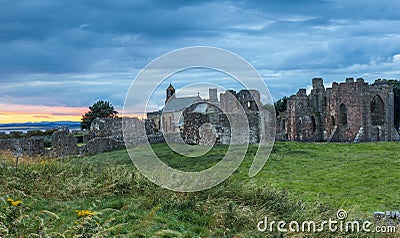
[371,95,385,125]
[339,104,347,126]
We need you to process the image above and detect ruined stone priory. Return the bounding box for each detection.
[147,83,269,145]
[276,77,400,142]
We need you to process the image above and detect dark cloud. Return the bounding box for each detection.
[1,0,400,111]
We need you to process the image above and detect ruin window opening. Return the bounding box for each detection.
[314,95,319,109]
[371,95,385,125]
[339,104,347,126]
[247,101,251,108]
[331,115,335,127]
[311,116,316,133]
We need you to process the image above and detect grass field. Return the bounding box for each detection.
[1,142,399,237]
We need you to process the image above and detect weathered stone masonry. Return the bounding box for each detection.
[0,117,155,158]
[0,137,45,157]
[277,77,400,142]
[181,89,264,145]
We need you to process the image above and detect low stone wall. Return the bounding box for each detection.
[90,117,151,139]
[0,137,45,157]
[77,117,156,156]
[81,137,125,155]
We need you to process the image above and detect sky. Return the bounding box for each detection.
[1,0,400,123]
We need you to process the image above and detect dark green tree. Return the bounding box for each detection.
[274,96,288,116]
[389,80,400,131]
[80,100,118,130]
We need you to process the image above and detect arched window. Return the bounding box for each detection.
[331,116,335,127]
[339,104,347,126]
[371,95,385,125]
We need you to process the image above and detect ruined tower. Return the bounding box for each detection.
[209,88,218,103]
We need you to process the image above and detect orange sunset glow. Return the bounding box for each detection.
[0,104,87,123]
[0,103,146,124]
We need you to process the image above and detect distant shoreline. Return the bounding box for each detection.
[0,121,81,134]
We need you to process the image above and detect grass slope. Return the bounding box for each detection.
[0,142,399,237]
[155,142,400,213]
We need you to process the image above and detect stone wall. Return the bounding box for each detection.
[0,137,45,157]
[0,117,158,158]
[81,137,125,156]
[83,117,156,155]
[220,89,261,113]
[90,117,123,139]
[279,77,400,142]
[48,129,79,158]
[182,101,264,145]
[182,110,211,144]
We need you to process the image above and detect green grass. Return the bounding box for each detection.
[258,142,400,213]
[1,142,399,237]
[152,142,400,214]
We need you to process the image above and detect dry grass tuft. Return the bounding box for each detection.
[0,150,54,165]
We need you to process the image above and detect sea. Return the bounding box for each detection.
[0,121,81,134]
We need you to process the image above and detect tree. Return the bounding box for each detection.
[274,96,288,116]
[80,100,118,130]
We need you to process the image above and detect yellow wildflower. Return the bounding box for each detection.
[75,209,95,217]
[6,198,22,206]
[11,200,22,206]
